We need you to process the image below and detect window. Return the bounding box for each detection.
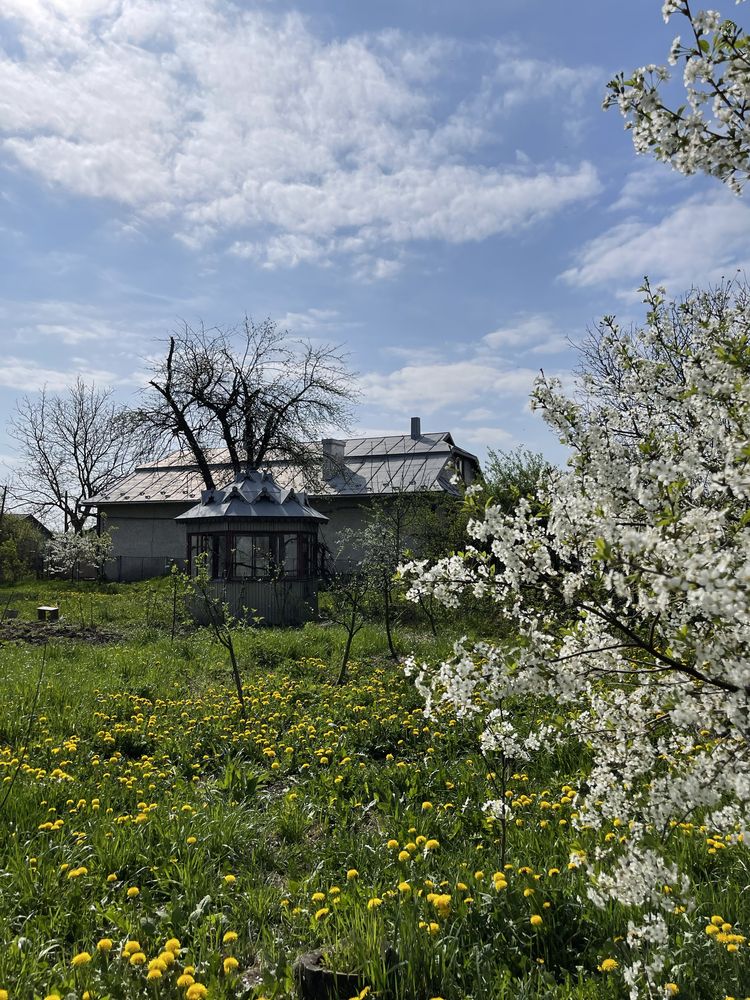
[188,533,227,579]
[229,532,315,580]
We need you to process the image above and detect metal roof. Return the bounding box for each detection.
[176,470,327,523]
[86,431,479,506]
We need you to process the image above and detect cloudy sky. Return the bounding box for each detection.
[1,0,749,480]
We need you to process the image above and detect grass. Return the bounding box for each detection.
[0,578,748,999]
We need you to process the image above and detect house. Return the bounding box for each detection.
[83,417,480,582]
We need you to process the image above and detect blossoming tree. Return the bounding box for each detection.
[605,1,750,191]
[402,280,750,994]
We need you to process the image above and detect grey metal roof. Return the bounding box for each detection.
[176,470,327,523]
[86,431,479,506]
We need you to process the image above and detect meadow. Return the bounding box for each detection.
[0,579,748,1000]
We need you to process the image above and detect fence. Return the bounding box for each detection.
[105,556,187,583]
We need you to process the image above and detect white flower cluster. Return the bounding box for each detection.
[606,1,750,191]
[402,281,750,965]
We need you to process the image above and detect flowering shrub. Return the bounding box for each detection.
[402,281,750,996]
[45,529,113,578]
[605,1,750,191]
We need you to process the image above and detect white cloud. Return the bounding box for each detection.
[456,424,515,451]
[482,313,570,355]
[562,191,750,293]
[0,356,119,391]
[0,1,601,270]
[361,360,538,415]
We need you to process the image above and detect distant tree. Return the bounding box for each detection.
[137,318,358,489]
[9,378,148,533]
[482,445,554,513]
[605,1,750,192]
[0,514,48,583]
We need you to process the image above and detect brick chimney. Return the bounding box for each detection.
[410,416,421,440]
[321,438,345,480]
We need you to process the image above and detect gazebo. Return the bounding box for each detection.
[175,469,328,626]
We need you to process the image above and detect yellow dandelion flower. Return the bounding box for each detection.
[347,869,359,880]
[223,956,240,974]
[530,914,543,927]
[176,974,195,988]
[71,952,91,968]
[147,969,162,981]
[97,938,113,953]
[186,984,208,1000]
[599,958,618,972]
[126,886,140,898]
[222,931,238,944]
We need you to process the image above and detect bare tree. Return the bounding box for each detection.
[9,378,149,533]
[137,318,358,489]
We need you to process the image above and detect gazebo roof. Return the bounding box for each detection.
[175,469,328,524]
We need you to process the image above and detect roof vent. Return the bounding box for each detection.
[410,416,421,440]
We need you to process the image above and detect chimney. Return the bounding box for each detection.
[410,416,421,440]
[322,438,345,480]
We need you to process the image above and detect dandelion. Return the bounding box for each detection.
[71,952,92,968]
[398,881,411,894]
[664,986,679,996]
[129,952,146,966]
[126,886,140,898]
[346,869,359,880]
[165,937,181,953]
[176,974,195,988]
[0,990,7,1000]
[367,897,383,909]
[186,836,197,845]
[186,985,208,1000]
[222,931,238,944]
[424,839,439,851]
[312,892,326,903]
[315,907,330,920]
[122,941,141,956]
[387,839,399,849]
[147,968,162,981]
[224,956,240,973]
[598,958,618,972]
[530,915,543,927]
[97,938,113,953]
[106,873,117,882]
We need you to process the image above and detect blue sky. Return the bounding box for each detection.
[1,0,749,484]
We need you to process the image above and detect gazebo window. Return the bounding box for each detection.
[189,531,315,580]
[231,533,309,579]
[189,533,227,579]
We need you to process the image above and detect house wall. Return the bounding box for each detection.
[100,502,192,581]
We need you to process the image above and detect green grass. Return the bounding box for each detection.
[0,579,748,999]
